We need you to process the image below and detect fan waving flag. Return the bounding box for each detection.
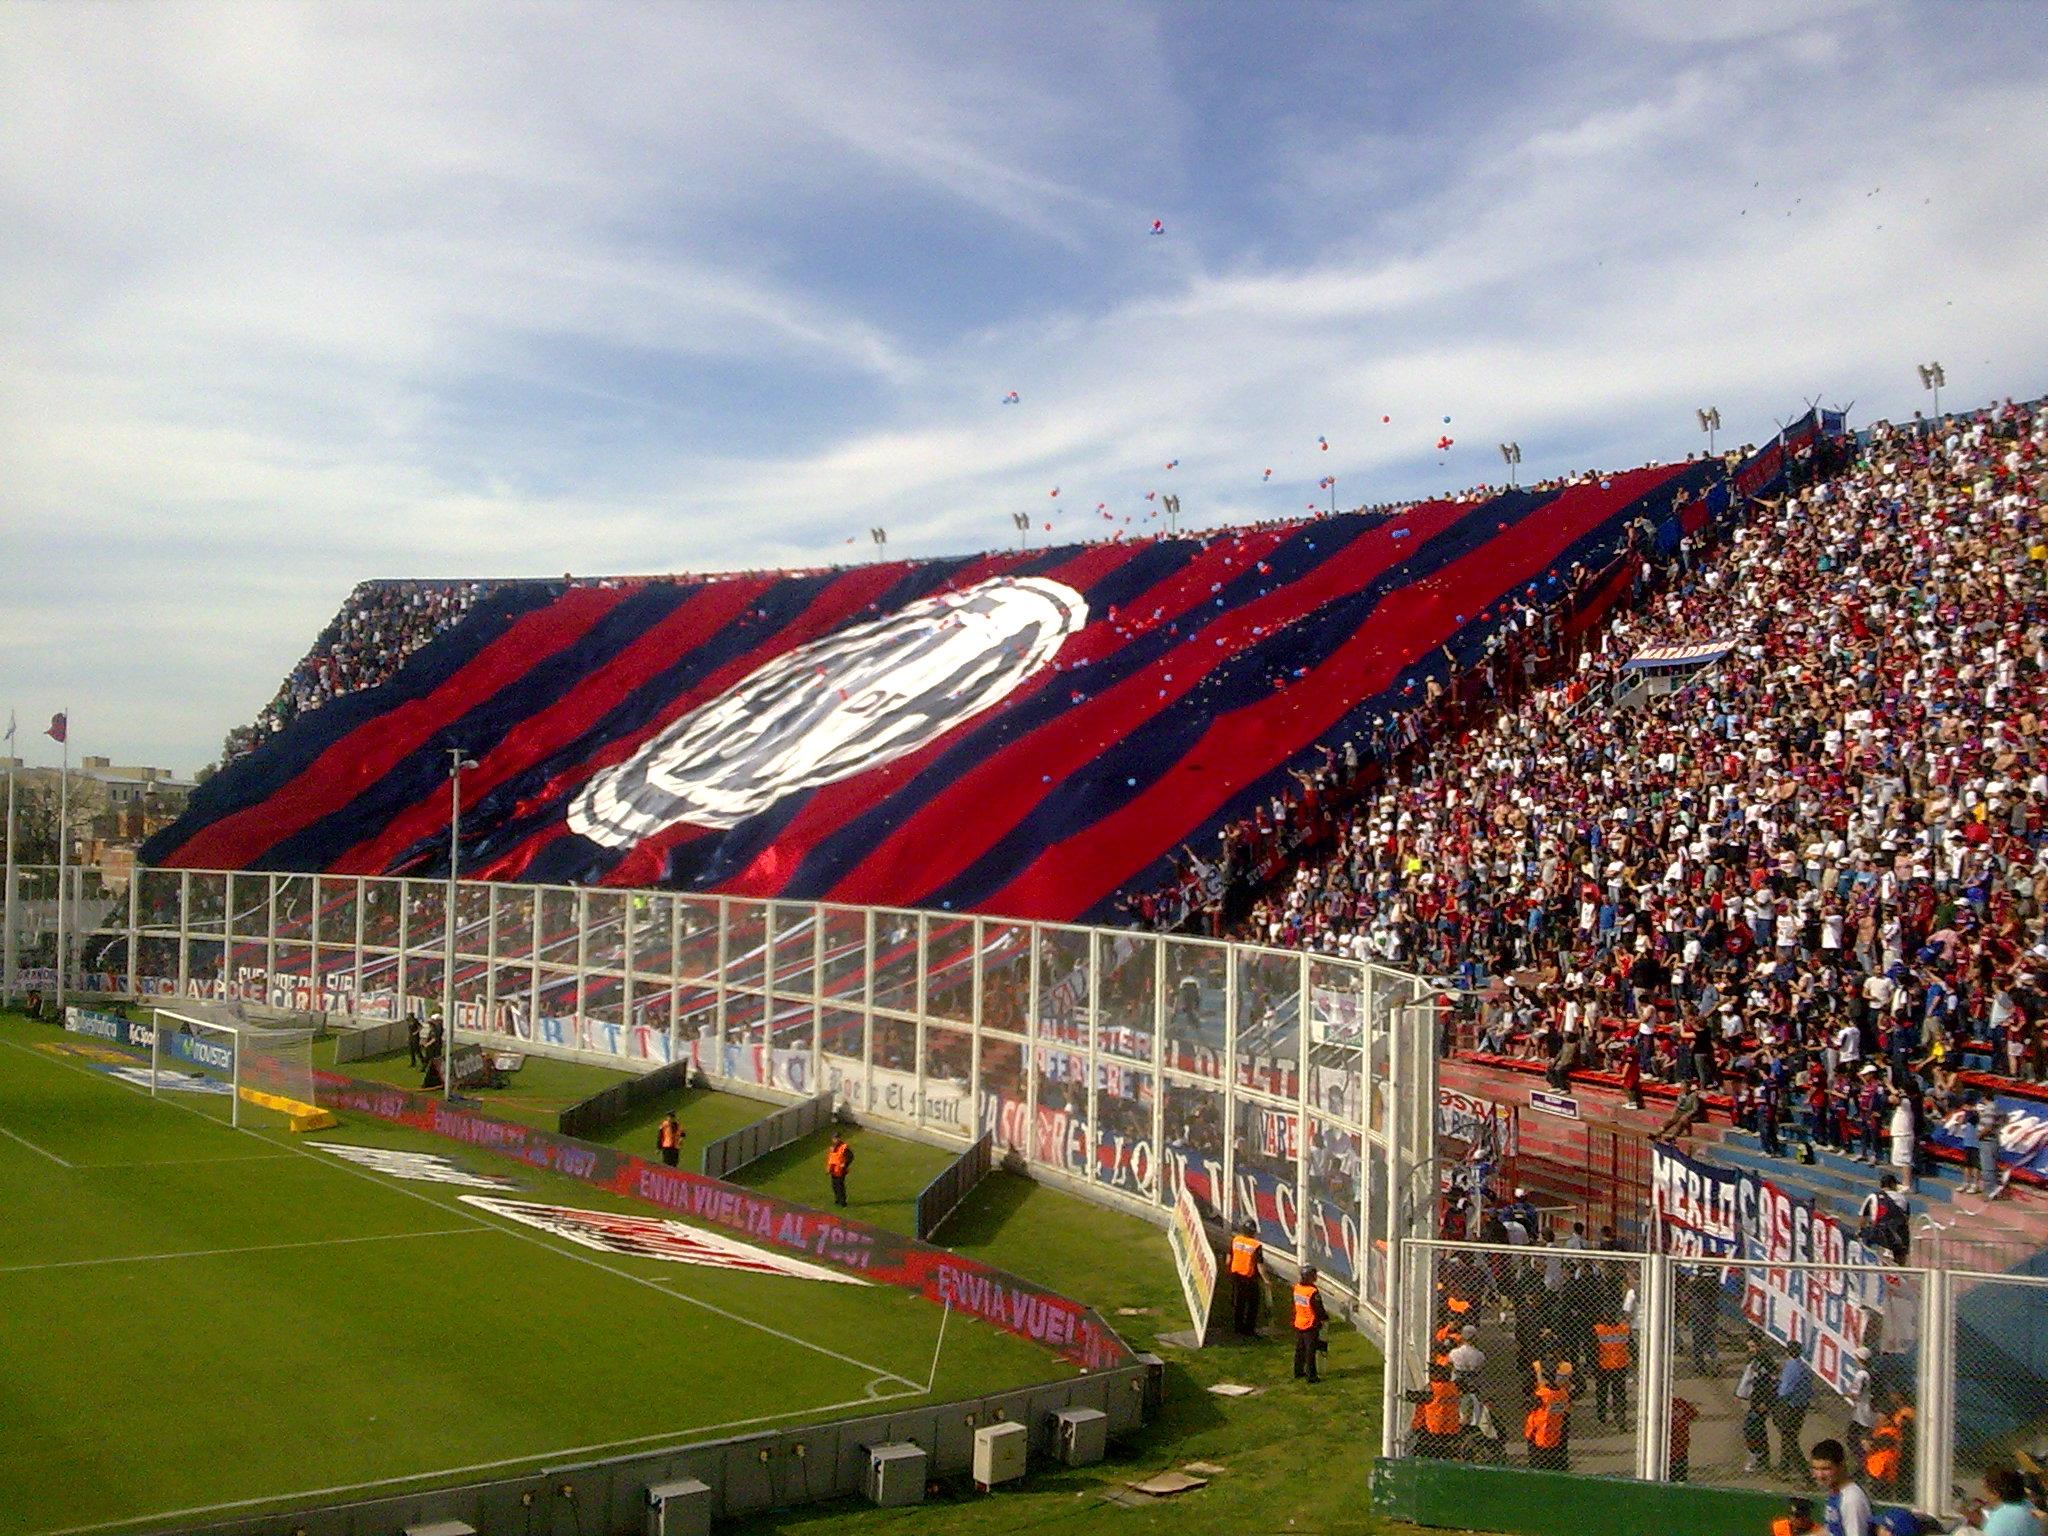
[143,439,1804,923]
[45,713,66,744]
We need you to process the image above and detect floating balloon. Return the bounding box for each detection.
[1149,219,1165,235]
[1001,391,1020,404]
[1317,436,1329,451]
[1145,490,1157,502]
[1261,468,1272,481]
[1049,486,1060,497]
[1164,458,1179,469]
[1381,414,1390,423]
[1443,415,1452,424]
[1436,435,1454,451]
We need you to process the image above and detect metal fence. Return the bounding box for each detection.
[700,1090,835,1179]
[1386,1239,2047,1519]
[2,862,1441,1327]
[917,1130,995,1241]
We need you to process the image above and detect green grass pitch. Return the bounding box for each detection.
[0,1012,1071,1536]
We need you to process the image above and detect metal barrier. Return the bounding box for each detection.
[333,1017,410,1062]
[5,861,1443,1334]
[1384,1238,2048,1520]
[917,1129,995,1241]
[557,1052,694,1140]
[701,1089,835,1179]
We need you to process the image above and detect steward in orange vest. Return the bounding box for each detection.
[1591,1316,1632,1425]
[656,1112,685,1168]
[825,1132,853,1209]
[1228,1222,1265,1337]
[1864,1402,1914,1490]
[1523,1364,1572,1471]
[1291,1266,1328,1384]
[1406,1367,1465,1456]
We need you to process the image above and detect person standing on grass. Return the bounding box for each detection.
[1227,1219,1265,1337]
[656,1111,685,1169]
[825,1130,853,1208]
[1291,1265,1327,1384]
[1808,1437,1872,1536]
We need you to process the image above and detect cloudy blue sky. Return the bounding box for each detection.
[3,0,2046,773]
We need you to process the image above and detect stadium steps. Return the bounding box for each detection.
[1442,1055,2048,1264]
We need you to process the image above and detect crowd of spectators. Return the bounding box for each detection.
[1142,401,2048,1167]
[221,581,494,763]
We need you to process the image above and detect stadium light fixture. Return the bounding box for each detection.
[1010,511,1030,550]
[1695,407,1721,456]
[1498,442,1521,487]
[870,527,887,564]
[1917,362,1945,419]
[1162,492,1181,536]
[442,748,479,1102]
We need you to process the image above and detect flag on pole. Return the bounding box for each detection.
[45,713,67,744]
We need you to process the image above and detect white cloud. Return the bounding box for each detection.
[1,1,2044,773]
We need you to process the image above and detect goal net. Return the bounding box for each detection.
[149,1006,331,1132]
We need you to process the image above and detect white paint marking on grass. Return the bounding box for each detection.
[924,1301,952,1393]
[73,1152,300,1169]
[3,1033,923,1393]
[0,1227,484,1275]
[31,1382,933,1536]
[0,1122,74,1168]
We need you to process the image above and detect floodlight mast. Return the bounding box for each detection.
[442,749,478,1101]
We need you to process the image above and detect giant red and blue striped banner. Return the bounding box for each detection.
[147,458,1731,920]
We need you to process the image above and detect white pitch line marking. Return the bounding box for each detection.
[0,1227,485,1275]
[2,1032,922,1390]
[0,1122,74,1167]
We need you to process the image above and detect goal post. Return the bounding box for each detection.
[148,1007,333,1132]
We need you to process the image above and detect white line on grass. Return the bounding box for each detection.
[1,1033,924,1392]
[923,1301,952,1393]
[32,1381,934,1536]
[0,1122,74,1167]
[0,1228,485,1275]
[74,1152,301,1169]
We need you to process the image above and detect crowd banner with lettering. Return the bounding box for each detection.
[1437,1087,1518,1160]
[1930,1093,2048,1185]
[1650,1141,1886,1398]
[315,1072,1133,1373]
[1166,1181,1218,1346]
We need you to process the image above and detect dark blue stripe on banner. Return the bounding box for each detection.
[142,583,565,865]
[257,582,697,871]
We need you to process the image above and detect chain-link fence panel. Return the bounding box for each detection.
[1664,1257,1919,1498]
[1950,1270,2048,1507]
[1394,1240,1646,1477]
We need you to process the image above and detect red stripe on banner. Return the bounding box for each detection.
[330,577,780,872]
[409,560,963,883]
[168,585,632,870]
[814,512,1429,908]
[709,540,1173,896]
[984,463,1689,915]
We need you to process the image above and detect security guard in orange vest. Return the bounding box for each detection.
[1591,1311,1632,1424]
[1406,1364,1466,1458]
[1291,1265,1328,1383]
[825,1131,853,1208]
[656,1111,685,1168]
[1227,1220,1265,1337]
[1523,1361,1573,1471]
[1864,1398,1914,1491]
